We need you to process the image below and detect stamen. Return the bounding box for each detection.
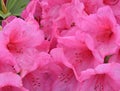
[7,42,23,53]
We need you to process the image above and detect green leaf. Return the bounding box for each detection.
[0,10,11,19]
[0,0,2,11]
[6,0,17,11]
[6,0,29,16]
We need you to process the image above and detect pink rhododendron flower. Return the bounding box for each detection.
[103,0,120,5]
[53,0,85,36]
[52,66,81,91]
[0,72,28,91]
[2,16,16,28]
[103,0,120,24]
[0,58,18,73]
[79,0,103,14]
[80,0,120,24]
[21,53,55,91]
[55,38,101,78]
[0,18,44,75]
[22,63,76,91]
[79,63,120,91]
[107,48,120,63]
[1,0,120,91]
[43,0,72,6]
[22,51,81,91]
[0,18,44,54]
[21,51,52,78]
[77,6,120,58]
[21,0,42,22]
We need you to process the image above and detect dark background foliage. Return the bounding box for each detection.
[0,0,29,24]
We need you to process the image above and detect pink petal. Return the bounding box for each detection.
[0,72,28,91]
[79,63,120,91]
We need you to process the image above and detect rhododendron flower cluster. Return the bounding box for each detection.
[0,0,120,91]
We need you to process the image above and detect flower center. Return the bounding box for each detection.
[7,42,23,53]
[96,28,113,42]
[58,69,74,83]
[94,74,105,91]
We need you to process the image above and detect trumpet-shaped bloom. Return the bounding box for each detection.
[0,0,120,91]
[0,18,44,55]
[57,36,101,78]
[22,51,81,91]
[22,63,79,91]
[0,18,44,75]
[77,6,120,58]
[79,63,120,91]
